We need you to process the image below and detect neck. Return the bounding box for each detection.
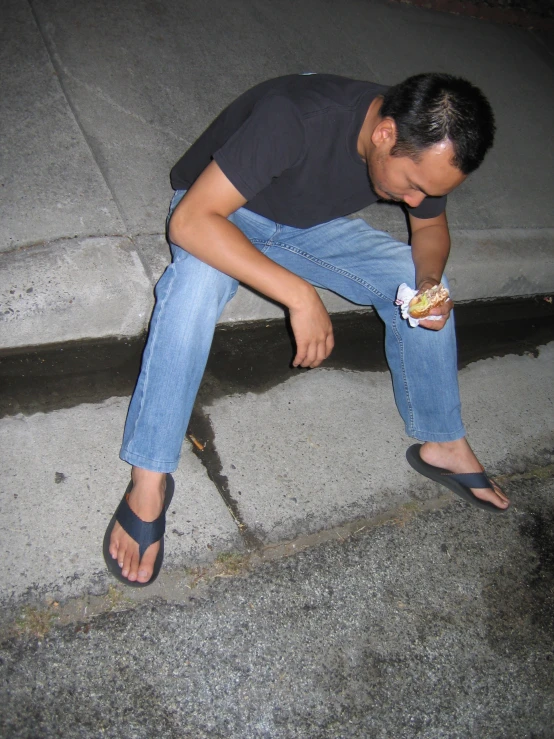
[357,96,383,162]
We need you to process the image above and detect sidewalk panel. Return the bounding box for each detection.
[28,0,554,240]
[206,345,554,542]
[0,0,124,251]
[0,397,241,602]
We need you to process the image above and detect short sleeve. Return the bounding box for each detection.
[405,194,447,219]
[213,95,305,202]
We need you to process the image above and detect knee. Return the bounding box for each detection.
[163,250,238,306]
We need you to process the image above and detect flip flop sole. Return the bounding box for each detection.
[406,444,508,514]
[102,475,175,587]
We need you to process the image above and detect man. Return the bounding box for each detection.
[104,72,510,587]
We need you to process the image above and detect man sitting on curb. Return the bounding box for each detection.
[104,72,510,587]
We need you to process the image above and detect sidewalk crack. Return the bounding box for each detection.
[27,0,128,232]
[187,408,263,551]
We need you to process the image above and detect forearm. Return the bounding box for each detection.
[169,211,314,310]
[410,223,451,290]
[168,160,333,367]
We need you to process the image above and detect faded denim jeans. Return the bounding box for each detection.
[120,190,464,472]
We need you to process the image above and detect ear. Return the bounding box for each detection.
[371,117,397,151]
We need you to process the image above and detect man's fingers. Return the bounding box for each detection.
[419,298,453,330]
[289,289,334,367]
[419,313,449,330]
[293,333,334,368]
[293,344,312,368]
[419,318,446,331]
[293,346,322,368]
[433,298,454,316]
[292,339,315,368]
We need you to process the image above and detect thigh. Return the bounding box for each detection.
[264,216,419,307]
[171,195,422,308]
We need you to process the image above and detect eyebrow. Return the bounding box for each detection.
[408,181,432,197]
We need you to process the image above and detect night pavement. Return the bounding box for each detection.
[1,472,553,738]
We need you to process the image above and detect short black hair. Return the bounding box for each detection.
[380,73,496,174]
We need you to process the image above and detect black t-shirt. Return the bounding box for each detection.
[170,74,446,228]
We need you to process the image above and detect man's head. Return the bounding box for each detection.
[380,72,496,175]
[363,73,495,208]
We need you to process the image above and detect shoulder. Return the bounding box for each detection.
[246,74,387,118]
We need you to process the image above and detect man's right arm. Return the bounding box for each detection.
[168,160,334,368]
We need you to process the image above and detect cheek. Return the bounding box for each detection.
[372,159,388,188]
[383,163,402,189]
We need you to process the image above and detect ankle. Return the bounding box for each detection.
[127,468,166,519]
[131,467,166,494]
[423,438,466,453]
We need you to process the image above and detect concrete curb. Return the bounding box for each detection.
[387,0,554,31]
[1,236,152,350]
[1,228,552,351]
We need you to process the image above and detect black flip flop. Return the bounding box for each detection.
[406,444,509,513]
[102,475,175,587]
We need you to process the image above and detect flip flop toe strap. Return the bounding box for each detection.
[443,471,492,489]
[116,497,166,559]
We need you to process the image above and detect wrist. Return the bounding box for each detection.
[284,278,317,311]
[416,277,440,292]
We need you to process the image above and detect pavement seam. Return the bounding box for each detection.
[187,408,264,551]
[0,494,450,644]
[0,231,165,257]
[26,0,129,233]
[5,459,553,643]
[387,0,554,30]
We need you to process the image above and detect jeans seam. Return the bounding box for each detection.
[391,308,415,433]
[251,238,273,255]
[410,426,466,442]
[269,241,392,303]
[123,449,178,466]
[126,262,178,456]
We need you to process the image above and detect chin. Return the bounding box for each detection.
[372,182,394,202]
[372,184,388,200]
[378,192,401,204]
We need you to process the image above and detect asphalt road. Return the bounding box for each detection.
[1,471,553,738]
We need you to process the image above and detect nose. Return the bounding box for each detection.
[404,192,426,208]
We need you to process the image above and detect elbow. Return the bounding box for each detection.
[167,206,192,249]
[168,202,223,251]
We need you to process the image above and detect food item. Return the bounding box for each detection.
[408,284,450,318]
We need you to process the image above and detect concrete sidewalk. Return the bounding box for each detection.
[1,0,554,349]
[1,0,553,601]
[1,339,553,604]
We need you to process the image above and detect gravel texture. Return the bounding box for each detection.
[2,474,553,738]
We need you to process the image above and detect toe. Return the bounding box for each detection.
[473,479,510,509]
[126,548,141,582]
[109,521,124,561]
[490,480,510,508]
[109,522,122,559]
[121,545,134,579]
[136,543,159,584]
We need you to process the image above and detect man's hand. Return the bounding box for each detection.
[415,278,453,331]
[409,211,453,332]
[289,288,334,367]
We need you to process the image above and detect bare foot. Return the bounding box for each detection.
[420,438,510,510]
[109,468,166,583]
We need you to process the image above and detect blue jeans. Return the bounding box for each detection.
[120,190,465,472]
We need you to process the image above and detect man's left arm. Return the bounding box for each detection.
[409,210,453,331]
